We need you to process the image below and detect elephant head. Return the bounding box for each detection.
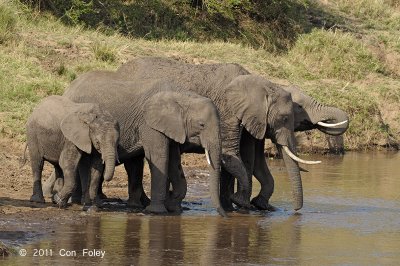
[60,104,120,182]
[284,85,349,135]
[226,75,320,210]
[143,91,224,215]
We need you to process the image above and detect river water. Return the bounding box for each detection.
[3,152,400,265]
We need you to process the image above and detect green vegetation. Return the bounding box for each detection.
[0,240,18,256]
[22,0,311,52]
[0,0,399,149]
[285,29,383,81]
[0,4,16,43]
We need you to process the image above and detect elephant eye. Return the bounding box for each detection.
[283,116,288,123]
[199,122,205,128]
[94,139,101,149]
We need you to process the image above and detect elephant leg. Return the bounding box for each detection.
[251,139,276,211]
[74,155,90,204]
[219,167,235,211]
[165,143,186,213]
[126,156,150,208]
[142,130,169,214]
[237,133,255,211]
[29,152,45,203]
[86,156,105,211]
[54,144,81,208]
[96,176,107,200]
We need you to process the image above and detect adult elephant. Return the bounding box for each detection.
[63,76,226,215]
[239,83,349,210]
[115,57,322,211]
[116,56,347,210]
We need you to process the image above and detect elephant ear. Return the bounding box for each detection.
[60,107,95,154]
[143,92,186,144]
[225,75,267,140]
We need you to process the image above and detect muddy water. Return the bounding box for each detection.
[3,152,400,265]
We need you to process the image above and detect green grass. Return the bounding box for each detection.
[1,0,400,149]
[0,3,16,43]
[282,29,384,81]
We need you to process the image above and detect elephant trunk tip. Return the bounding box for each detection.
[293,203,303,211]
[104,173,114,182]
[218,207,228,218]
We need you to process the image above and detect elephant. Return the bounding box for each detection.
[115,56,346,211]
[115,57,322,212]
[62,76,226,216]
[283,85,348,135]
[24,95,120,208]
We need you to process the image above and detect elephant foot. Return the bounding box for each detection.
[230,192,251,209]
[165,198,183,214]
[144,203,168,214]
[97,192,108,200]
[83,205,100,213]
[53,193,68,209]
[127,193,151,209]
[127,198,145,209]
[251,195,269,210]
[30,194,45,204]
[251,195,278,211]
[220,198,235,212]
[141,193,151,207]
[236,207,250,214]
[70,196,82,205]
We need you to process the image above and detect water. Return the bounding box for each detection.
[2,152,400,265]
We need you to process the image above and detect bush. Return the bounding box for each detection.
[0,4,17,43]
[91,42,117,63]
[21,0,310,52]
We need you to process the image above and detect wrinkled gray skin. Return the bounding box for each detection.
[62,76,225,215]
[243,84,349,210]
[117,57,349,211]
[25,95,119,208]
[117,57,305,211]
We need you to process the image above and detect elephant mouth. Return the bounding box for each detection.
[295,120,316,132]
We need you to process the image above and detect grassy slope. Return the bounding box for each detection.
[0,0,399,150]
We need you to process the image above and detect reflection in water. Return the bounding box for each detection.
[3,214,304,265]
[3,152,400,265]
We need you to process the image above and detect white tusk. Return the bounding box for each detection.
[205,149,211,165]
[317,120,348,128]
[283,146,321,165]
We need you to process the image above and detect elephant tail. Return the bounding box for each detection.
[20,143,28,169]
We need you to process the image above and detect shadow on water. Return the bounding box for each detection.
[2,151,400,265]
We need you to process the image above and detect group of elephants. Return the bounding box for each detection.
[25,57,349,217]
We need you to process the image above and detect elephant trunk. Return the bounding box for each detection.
[279,144,303,211]
[275,129,304,211]
[313,106,349,136]
[202,136,227,217]
[102,142,117,182]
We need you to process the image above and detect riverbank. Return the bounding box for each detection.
[1,0,399,150]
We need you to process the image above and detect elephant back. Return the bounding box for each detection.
[117,56,250,98]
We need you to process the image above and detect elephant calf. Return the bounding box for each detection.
[24,95,120,208]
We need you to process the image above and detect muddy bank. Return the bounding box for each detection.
[0,137,212,252]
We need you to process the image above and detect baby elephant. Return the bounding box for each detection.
[25,95,120,208]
